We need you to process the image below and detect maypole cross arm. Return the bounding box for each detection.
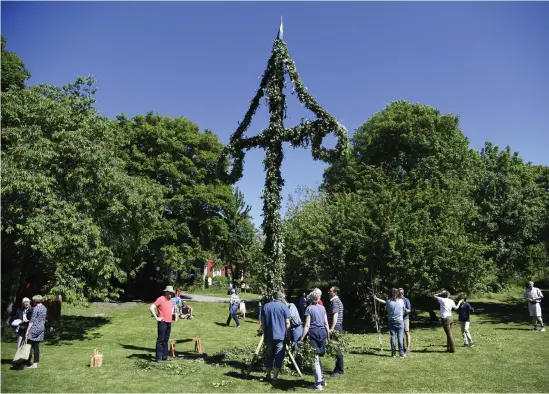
[218,23,349,298]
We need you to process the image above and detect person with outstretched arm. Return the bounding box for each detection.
[374,288,407,358]
[433,290,463,353]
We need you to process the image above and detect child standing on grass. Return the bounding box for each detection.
[458,294,475,347]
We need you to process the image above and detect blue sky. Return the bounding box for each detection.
[2,1,548,227]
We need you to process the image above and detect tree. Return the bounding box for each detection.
[1,36,31,91]
[115,112,234,293]
[474,143,548,284]
[317,101,492,301]
[1,76,164,322]
[220,187,256,289]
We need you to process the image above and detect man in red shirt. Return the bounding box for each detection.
[150,285,175,362]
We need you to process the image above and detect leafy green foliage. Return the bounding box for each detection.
[114,112,236,286]
[1,77,164,306]
[1,36,31,91]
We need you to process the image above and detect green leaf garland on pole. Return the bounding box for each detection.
[219,26,350,299]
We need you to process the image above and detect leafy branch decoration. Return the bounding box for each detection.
[219,34,350,298]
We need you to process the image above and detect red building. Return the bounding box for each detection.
[204,260,244,280]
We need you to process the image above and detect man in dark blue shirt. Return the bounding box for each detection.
[262,291,291,385]
[399,288,412,354]
[458,295,475,347]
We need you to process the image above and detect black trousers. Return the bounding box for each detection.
[333,326,344,374]
[28,340,40,363]
[156,321,171,361]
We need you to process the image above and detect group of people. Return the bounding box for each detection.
[171,290,194,321]
[373,287,476,357]
[10,295,48,369]
[261,286,344,391]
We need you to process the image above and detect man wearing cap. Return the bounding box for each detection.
[150,285,175,362]
[262,291,291,385]
[524,281,546,332]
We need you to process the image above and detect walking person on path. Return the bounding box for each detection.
[262,291,291,385]
[226,289,241,327]
[374,289,407,358]
[524,281,545,332]
[328,286,344,377]
[301,289,330,390]
[25,295,47,369]
[457,294,475,347]
[398,288,412,354]
[433,290,463,353]
[150,285,175,363]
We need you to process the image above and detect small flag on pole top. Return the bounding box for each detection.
[277,16,283,40]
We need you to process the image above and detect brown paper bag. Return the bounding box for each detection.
[90,348,103,367]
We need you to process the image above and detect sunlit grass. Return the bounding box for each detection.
[2,294,548,392]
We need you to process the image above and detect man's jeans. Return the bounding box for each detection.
[333,326,344,374]
[388,320,405,356]
[265,339,286,370]
[442,316,455,352]
[226,313,240,327]
[156,321,171,361]
[290,325,304,370]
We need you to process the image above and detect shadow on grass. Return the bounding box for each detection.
[120,343,154,353]
[126,353,154,361]
[494,327,533,331]
[473,298,548,326]
[45,315,110,345]
[214,322,228,327]
[349,348,393,358]
[224,370,311,391]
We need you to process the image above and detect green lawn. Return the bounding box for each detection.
[2,296,548,393]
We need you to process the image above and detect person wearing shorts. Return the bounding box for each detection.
[398,288,411,354]
[524,281,545,332]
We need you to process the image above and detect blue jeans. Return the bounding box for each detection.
[290,325,303,351]
[388,320,404,356]
[265,339,286,369]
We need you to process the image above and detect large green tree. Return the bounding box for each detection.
[474,143,548,284]
[315,101,492,299]
[115,113,234,291]
[1,76,164,321]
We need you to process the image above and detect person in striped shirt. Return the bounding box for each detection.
[328,286,344,377]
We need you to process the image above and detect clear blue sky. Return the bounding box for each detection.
[2,1,548,227]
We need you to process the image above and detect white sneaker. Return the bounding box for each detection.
[27,363,38,369]
[309,384,323,391]
[541,327,547,332]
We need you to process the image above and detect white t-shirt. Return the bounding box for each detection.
[524,287,544,303]
[436,297,457,318]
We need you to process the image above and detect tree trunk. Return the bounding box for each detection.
[2,264,23,326]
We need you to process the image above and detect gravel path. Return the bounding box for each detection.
[180,293,257,303]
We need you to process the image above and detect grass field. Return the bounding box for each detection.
[2,293,548,393]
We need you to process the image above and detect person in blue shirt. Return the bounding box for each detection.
[374,288,407,358]
[262,291,291,385]
[398,288,412,354]
[298,293,307,320]
[458,294,475,347]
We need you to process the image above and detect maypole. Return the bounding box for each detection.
[219,19,349,299]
